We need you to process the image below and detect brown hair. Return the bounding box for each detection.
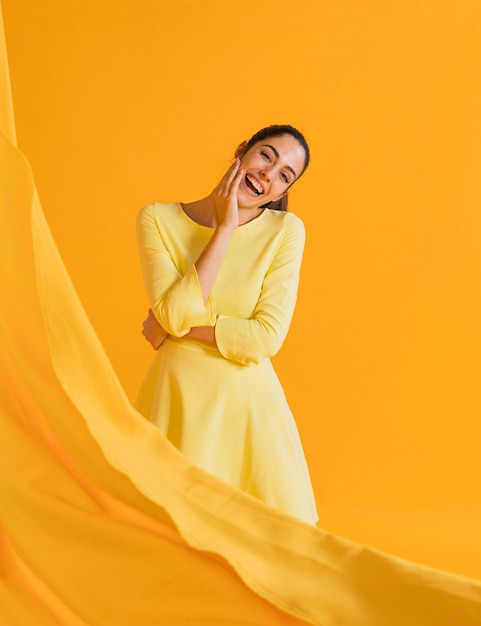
[241,124,310,212]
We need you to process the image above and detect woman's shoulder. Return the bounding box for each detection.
[138,202,180,219]
[136,202,181,235]
[265,208,304,225]
[137,202,182,229]
[264,209,305,238]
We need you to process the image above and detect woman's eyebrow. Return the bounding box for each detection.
[261,144,297,178]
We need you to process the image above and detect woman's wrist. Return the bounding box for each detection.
[185,326,217,348]
[214,221,237,237]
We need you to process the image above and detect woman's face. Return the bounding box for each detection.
[235,134,306,209]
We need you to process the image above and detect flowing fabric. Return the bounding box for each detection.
[1,7,481,625]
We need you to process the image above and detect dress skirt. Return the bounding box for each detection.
[136,336,318,524]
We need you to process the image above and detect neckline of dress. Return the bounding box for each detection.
[178,202,269,230]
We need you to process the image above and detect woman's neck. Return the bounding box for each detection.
[181,196,264,228]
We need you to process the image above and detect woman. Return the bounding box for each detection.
[135,125,318,525]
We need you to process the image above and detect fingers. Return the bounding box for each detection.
[231,160,245,193]
[217,158,242,195]
[211,159,244,230]
[225,157,241,181]
[142,309,153,334]
[142,309,156,343]
[142,309,168,350]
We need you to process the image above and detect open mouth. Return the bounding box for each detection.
[245,174,264,196]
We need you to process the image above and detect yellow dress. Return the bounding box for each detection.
[135,202,318,524]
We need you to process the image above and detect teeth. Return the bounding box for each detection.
[246,174,263,194]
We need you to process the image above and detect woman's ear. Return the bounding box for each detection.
[235,141,248,159]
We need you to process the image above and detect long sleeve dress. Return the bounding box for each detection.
[135,201,318,525]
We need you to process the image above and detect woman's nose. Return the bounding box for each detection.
[259,167,273,182]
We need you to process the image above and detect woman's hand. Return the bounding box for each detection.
[212,158,244,231]
[142,308,168,350]
[193,160,244,302]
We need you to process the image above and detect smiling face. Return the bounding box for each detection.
[235,134,307,209]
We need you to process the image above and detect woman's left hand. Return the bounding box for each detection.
[142,309,168,350]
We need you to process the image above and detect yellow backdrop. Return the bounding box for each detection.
[3,0,481,579]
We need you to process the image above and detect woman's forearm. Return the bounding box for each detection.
[185,325,217,348]
[142,305,217,350]
[195,225,235,302]
[194,159,244,302]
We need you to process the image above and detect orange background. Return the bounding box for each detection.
[3,0,481,579]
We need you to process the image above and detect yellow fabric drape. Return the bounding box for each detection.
[1,5,481,625]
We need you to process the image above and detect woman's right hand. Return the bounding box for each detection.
[212,158,244,231]
[194,159,244,302]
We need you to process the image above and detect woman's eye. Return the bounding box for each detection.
[281,172,289,183]
[261,151,272,162]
